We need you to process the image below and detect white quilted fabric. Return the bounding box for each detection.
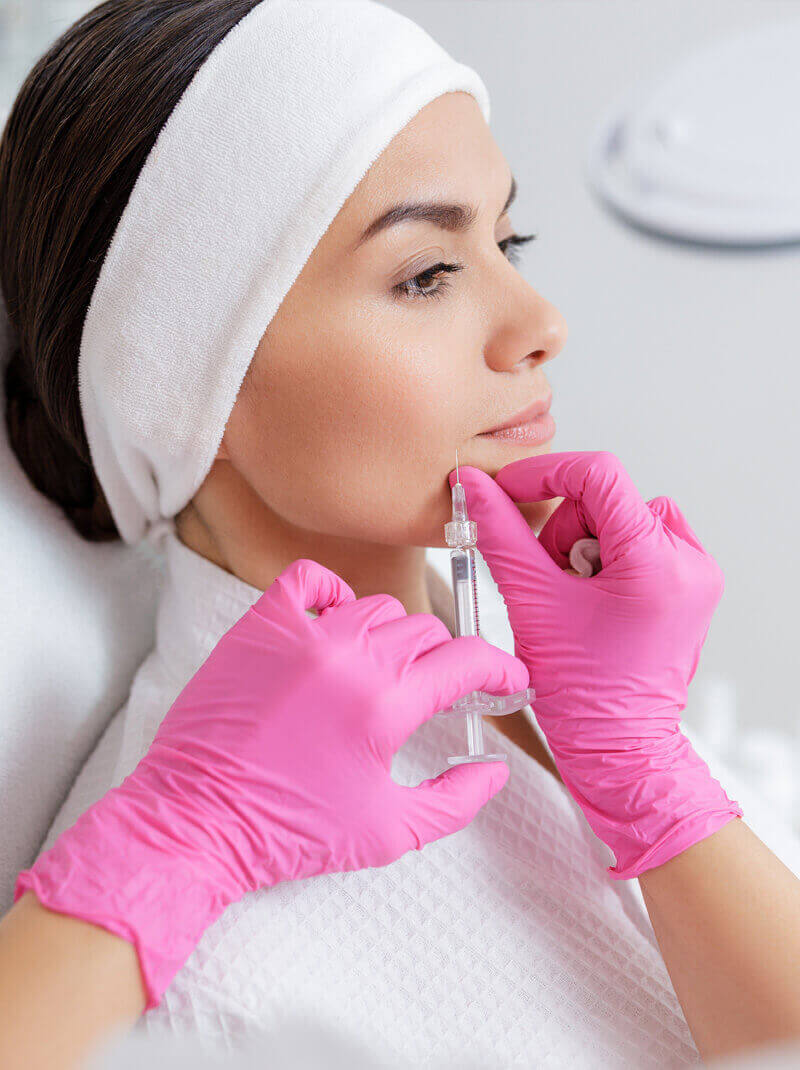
[44,530,757,1069]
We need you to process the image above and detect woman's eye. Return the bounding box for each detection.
[393,262,463,302]
[393,232,536,302]
[499,231,536,266]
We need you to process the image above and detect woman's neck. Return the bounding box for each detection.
[175,480,561,779]
[174,496,434,616]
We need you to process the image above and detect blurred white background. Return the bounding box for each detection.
[1,2,798,781]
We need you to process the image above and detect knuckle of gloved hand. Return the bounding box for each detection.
[416,613,452,646]
[374,592,406,618]
[588,448,620,469]
[384,593,407,613]
[586,449,624,481]
[266,560,313,605]
[283,557,318,583]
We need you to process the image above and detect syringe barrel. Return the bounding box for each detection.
[450,547,480,639]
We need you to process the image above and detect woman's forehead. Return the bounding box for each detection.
[319,96,503,257]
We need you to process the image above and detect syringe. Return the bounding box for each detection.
[438,453,535,765]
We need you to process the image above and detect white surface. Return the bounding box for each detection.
[87,1019,402,1070]
[0,374,159,912]
[0,229,160,909]
[587,18,800,244]
[92,1029,800,1070]
[86,1021,800,1070]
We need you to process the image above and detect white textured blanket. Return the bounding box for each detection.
[43,532,800,1068]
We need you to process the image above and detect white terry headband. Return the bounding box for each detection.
[78,0,490,545]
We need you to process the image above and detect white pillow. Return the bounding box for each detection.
[0,323,159,909]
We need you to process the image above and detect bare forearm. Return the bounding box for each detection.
[0,891,145,1070]
[639,819,800,1061]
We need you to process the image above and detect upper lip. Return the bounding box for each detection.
[479,391,553,434]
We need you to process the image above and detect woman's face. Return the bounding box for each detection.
[221,91,567,548]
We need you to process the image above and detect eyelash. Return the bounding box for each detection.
[392,233,536,302]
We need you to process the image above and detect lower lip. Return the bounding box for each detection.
[478,411,556,445]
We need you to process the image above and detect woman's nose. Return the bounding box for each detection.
[484,289,568,373]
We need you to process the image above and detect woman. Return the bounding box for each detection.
[1,2,798,1068]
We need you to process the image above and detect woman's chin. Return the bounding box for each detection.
[460,441,553,484]
[425,440,559,548]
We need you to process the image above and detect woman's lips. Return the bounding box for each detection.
[477,393,555,445]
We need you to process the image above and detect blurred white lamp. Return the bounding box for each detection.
[587,19,800,245]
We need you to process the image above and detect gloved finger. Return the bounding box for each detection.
[448,466,564,592]
[252,558,356,621]
[368,612,452,666]
[397,761,509,849]
[536,496,593,569]
[393,635,529,746]
[318,592,406,633]
[647,496,706,554]
[496,451,656,567]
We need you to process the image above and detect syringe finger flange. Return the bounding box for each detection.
[436,686,535,718]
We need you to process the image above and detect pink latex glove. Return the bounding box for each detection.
[15,558,528,1009]
[452,451,742,880]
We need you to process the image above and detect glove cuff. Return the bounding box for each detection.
[14,773,235,1010]
[607,807,742,880]
[552,729,743,881]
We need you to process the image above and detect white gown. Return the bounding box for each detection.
[42,531,797,1069]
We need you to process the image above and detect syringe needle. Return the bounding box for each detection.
[455,448,460,483]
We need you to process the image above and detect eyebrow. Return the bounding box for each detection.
[354,173,517,249]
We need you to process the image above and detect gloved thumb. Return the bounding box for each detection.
[400,760,510,848]
[449,466,561,596]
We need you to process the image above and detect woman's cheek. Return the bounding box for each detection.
[238,336,462,543]
[233,404,442,544]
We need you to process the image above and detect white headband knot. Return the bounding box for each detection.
[78,0,490,544]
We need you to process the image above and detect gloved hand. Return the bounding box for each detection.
[16,558,528,1009]
[452,451,741,880]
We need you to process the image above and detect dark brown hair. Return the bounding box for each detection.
[1,0,262,540]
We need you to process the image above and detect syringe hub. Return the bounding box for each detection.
[445,481,477,548]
